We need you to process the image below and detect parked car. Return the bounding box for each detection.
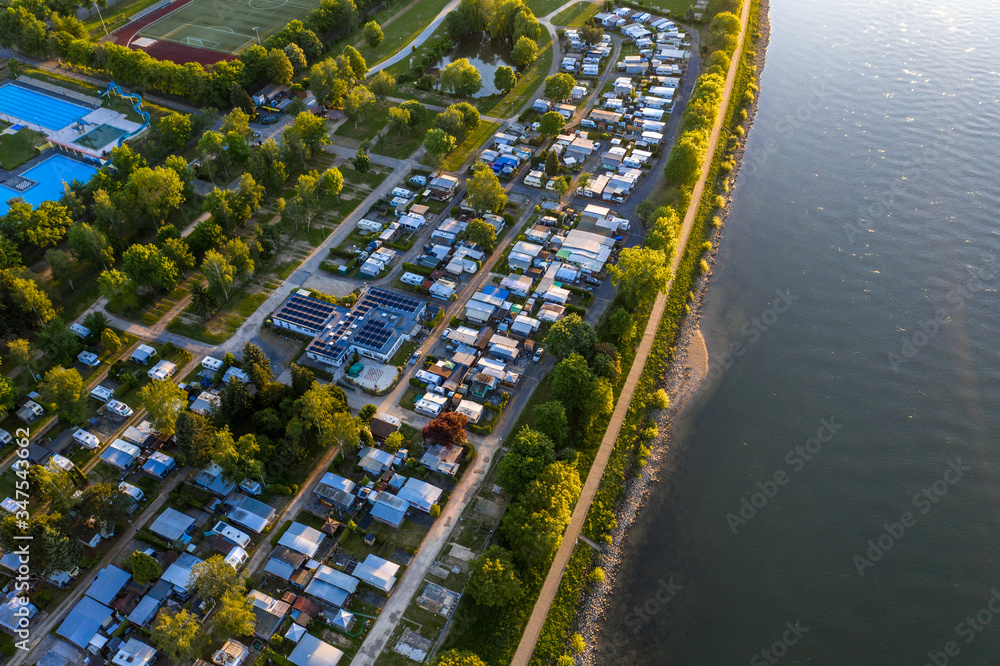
[239,479,263,496]
[533,348,544,363]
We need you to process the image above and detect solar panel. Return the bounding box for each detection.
[275,294,338,331]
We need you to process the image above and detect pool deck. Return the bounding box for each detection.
[0,77,142,158]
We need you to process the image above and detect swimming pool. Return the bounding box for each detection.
[0,83,90,131]
[0,154,98,214]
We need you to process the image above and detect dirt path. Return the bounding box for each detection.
[510,0,754,661]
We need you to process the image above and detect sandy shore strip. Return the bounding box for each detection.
[575,1,773,661]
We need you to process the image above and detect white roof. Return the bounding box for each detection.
[351,554,400,593]
[278,522,326,558]
[397,477,443,512]
[288,634,344,666]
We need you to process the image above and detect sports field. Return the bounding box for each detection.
[135,0,321,54]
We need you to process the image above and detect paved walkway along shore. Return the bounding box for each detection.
[510,0,754,661]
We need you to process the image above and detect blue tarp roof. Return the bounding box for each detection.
[127,595,160,626]
[264,557,296,581]
[304,578,350,608]
[141,452,175,478]
[85,565,131,605]
[371,492,407,527]
[57,597,112,648]
[100,444,138,469]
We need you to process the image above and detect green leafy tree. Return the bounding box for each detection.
[545,149,559,177]
[0,376,16,413]
[241,341,273,389]
[190,554,245,601]
[388,106,410,138]
[42,523,84,572]
[290,363,315,397]
[439,58,483,97]
[543,73,575,101]
[369,69,396,104]
[538,110,565,137]
[37,319,80,366]
[120,167,185,230]
[581,23,603,46]
[545,314,597,360]
[550,352,595,421]
[67,223,113,271]
[343,84,376,127]
[343,44,369,79]
[211,427,262,483]
[162,237,195,276]
[127,551,162,586]
[7,272,54,325]
[466,163,507,215]
[309,59,349,107]
[384,431,405,453]
[467,545,523,606]
[98,269,138,311]
[501,461,581,563]
[494,65,516,93]
[608,247,672,307]
[123,243,179,291]
[664,130,708,187]
[6,339,32,380]
[363,19,384,49]
[533,401,569,446]
[592,341,621,382]
[497,426,554,494]
[400,99,427,124]
[511,36,538,68]
[39,366,85,424]
[462,218,497,250]
[151,610,204,662]
[202,250,235,301]
[553,175,570,199]
[46,249,75,291]
[77,483,132,528]
[283,42,308,74]
[156,112,193,151]
[433,651,488,666]
[423,129,456,165]
[266,47,294,84]
[175,411,215,467]
[139,380,186,436]
[100,328,121,354]
[213,588,256,639]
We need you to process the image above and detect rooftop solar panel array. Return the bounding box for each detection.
[273,293,340,332]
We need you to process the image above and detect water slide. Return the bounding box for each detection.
[100,81,150,145]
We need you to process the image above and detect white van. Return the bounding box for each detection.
[73,429,101,449]
[0,429,11,446]
[90,385,114,403]
[524,171,544,188]
[147,360,177,381]
[213,521,251,548]
[202,356,224,372]
[391,187,413,199]
[69,323,91,339]
[106,400,133,418]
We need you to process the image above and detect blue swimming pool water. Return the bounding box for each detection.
[0,154,98,214]
[0,84,90,131]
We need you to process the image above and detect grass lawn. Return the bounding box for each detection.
[334,106,391,141]
[525,0,575,16]
[0,128,45,170]
[551,0,602,26]
[355,0,454,67]
[435,120,501,172]
[399,386,421,412]
[373,115,434,160]
[82,0,163,35]
[166,287,269,344]
[388,339,418,367]
[478,30,554,119]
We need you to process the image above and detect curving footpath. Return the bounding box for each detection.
[510,0,754,662]
[367,0,461,75]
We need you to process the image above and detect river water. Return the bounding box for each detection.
[598,0,1000,663]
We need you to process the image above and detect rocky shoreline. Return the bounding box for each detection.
[576,1,773,662]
